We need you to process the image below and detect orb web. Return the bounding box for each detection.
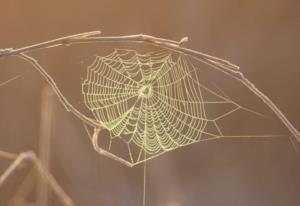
[82,49,265,165]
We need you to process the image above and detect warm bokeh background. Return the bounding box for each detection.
[0,0,300,206]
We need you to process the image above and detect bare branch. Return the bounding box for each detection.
[17,53,101,129]
[0,151,74,206]
[0,31,299,144]
[84,125,134,167]
[0,31,101,57]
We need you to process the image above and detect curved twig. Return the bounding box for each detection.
[0,30,299,143]
[18,53,101,129]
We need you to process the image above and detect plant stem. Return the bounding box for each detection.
[1,31,299,143]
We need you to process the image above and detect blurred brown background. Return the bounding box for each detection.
[0,0,300,206]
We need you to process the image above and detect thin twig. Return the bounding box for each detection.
[0,74,23,87]
[0,31,101,57]
[0,150,18,160]
[90,127,134,167]
[0,151,74,206]
[18,53,100,129]
[0,31,299,143]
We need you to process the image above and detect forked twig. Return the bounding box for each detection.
[0,151,74,206]
[83,124,134,167]
[0,31,299,146]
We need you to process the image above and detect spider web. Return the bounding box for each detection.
[81,49,269,165]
